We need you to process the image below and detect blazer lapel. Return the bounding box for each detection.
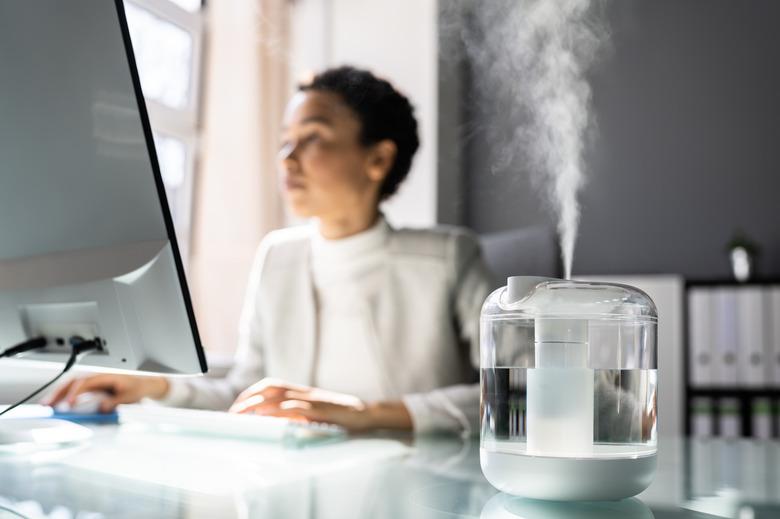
[293,245,317,385]
[370,233,406,397]
[266,240,317,386]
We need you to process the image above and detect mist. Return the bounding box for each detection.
[458,0,608,279]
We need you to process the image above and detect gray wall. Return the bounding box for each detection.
[452,0,780,280]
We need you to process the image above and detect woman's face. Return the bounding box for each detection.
[278,91,386,219]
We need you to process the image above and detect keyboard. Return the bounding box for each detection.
[117,404,346,443]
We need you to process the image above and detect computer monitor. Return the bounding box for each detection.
[0,0,206,376]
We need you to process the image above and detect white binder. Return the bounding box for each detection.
[751,398,773,440]
[712,288,739,387]
[690,396,714,438]
[736,287,768,387]
[770,287,780,387]
[718,398,741,438]
[690,437,715,496]
[688,289,713,387]
[741,440,770,501]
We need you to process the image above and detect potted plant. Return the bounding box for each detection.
[726,230,760,282]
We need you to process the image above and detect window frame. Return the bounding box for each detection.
[125,0,205,264]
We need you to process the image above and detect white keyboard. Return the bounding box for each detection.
[117,404,346,443]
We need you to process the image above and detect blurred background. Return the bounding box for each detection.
[1,4,779,515]
[123,0,780,441]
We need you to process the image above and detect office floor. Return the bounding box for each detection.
[0,422,778,519]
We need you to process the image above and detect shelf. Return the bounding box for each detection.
[685,279,780,287]
[683,280,780,438]
[688,388,780,397]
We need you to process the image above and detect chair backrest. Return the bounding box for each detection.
[478,226,560,288]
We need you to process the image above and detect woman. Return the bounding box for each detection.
[46,66,493,435]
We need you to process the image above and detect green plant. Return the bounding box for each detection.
[726,230,760,255]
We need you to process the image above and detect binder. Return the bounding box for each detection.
[771,436,780,506]
[736,287,768,387]
[718,398,741,438]
[770,287,780,387]
[690,397,714,438]
[716,434,741,488]
[751,398,772,440]
[688,289,714,387]
[741,439,770,501]
[712,288,739,387]
[690,437,716,496]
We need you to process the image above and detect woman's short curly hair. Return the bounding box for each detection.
[299,66,420,200]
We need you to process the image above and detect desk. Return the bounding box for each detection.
[0,425,778,518]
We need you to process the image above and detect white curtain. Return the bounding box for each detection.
[189,0,290,356]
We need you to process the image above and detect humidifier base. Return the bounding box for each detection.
[480,447,657,501]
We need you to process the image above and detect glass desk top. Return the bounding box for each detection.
[0,422,777,519]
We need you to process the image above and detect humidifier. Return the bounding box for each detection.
[480,276,658,501]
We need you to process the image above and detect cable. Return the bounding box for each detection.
[0,337,102,418]
[0,502,28,519]
[0,337,47,359]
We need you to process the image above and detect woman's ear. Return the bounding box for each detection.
[366,140,397,183]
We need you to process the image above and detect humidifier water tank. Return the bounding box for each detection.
[480,276,658,501]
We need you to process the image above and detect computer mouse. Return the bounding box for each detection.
[54,391,111,414]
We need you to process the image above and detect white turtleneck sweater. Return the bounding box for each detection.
[309,217,390,402]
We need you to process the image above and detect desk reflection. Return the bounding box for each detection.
[481,494,653,519]
[0,429,779,518]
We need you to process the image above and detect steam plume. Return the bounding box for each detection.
[461,0,608,279]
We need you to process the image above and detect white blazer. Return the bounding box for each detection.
[161,222,494,434]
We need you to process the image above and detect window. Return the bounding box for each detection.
[124,0,204,264]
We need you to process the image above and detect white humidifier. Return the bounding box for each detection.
[480,276,658,501]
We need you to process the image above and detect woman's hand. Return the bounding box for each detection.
[229,378,412,433]
[43,374,169,413]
